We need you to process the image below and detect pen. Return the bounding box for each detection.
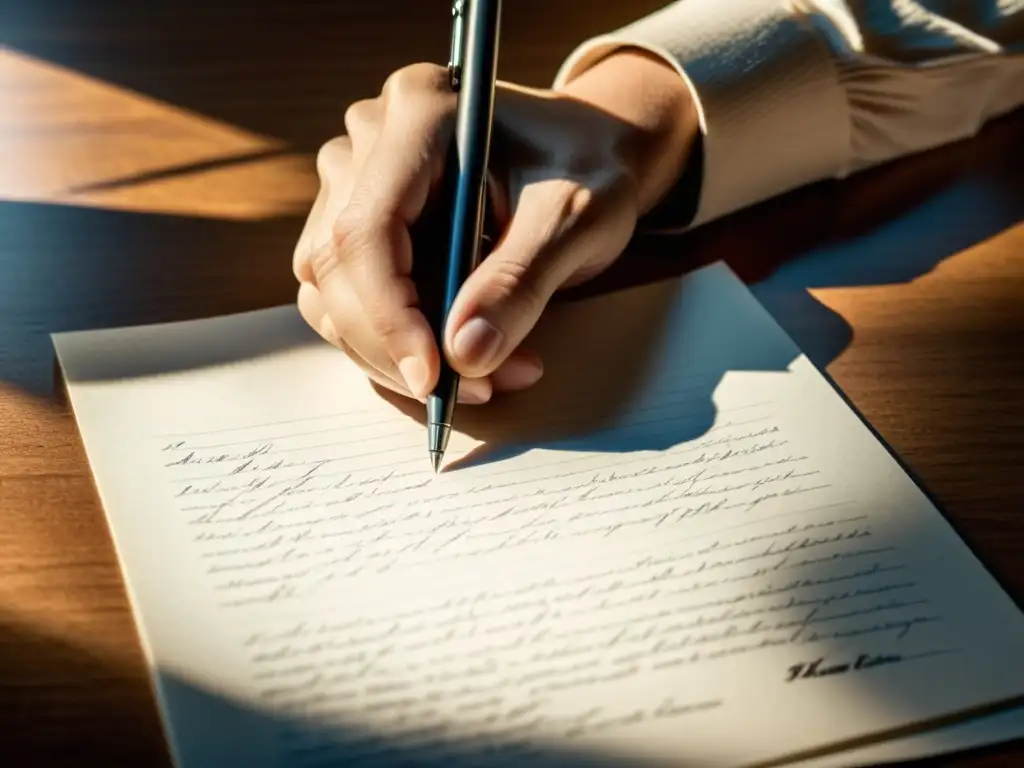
[427,0,502,473]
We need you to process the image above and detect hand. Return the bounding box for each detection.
[293,50,696,404]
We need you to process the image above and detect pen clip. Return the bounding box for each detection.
[448,0,465,91]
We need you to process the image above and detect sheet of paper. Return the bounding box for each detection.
[53,262,1024,767]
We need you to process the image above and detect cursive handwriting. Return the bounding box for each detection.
[227,510,939,763]
[157,415,837,609]
[150,394,948,762]
[785,648,961,682]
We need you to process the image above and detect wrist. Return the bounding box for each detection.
[558,48,698,215]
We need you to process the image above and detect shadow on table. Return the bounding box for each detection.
[0,612,170,766]
[0,9,1020,461]
[7,110,1020,479]
[2,10,1024,768]
[0,1,668,151]
[580,113,1024,372]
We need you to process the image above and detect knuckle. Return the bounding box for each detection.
[292,243,314,283]
[488,257,546,310]
[561,181,596,222]
[381,65,456,137]
[343,98,378,137]
[554,171,633,231]
[315,136,352,182]
[382,63,449,103]
[311,209,364,282]
[330,208,367,260]
[309,240,342,287]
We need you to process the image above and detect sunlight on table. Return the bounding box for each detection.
[0,47,317,220]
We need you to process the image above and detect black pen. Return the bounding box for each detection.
[427,0,501,473]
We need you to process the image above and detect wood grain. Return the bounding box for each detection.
[0,2,1021,766]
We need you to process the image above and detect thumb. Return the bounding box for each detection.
[443,180,599,378]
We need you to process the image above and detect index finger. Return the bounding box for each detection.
[313,67,456,397]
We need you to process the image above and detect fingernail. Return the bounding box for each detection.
[458,376,492,404]
[493,356,544,391]
[458,385,489,405]
[452,317,503,368]
[397,356,427,397]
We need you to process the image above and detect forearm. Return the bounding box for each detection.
[554,0,1024,231]
[557,49,699,217]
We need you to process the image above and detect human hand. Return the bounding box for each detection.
[293,50,696,404]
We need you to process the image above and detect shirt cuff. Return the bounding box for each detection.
[553,0,851,229]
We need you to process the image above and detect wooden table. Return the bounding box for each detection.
[0,2,1021,765]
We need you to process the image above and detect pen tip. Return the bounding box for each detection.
[430,452,442,474]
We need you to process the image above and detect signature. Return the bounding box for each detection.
[785,653,903,682]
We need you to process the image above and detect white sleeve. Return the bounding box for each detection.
[553,0,1024,229]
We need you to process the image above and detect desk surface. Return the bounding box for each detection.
[0,2,1021,766]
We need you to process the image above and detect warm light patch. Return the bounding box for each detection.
[809,223,1024,334]
[0,383,133,660]
[0,47,317,219]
